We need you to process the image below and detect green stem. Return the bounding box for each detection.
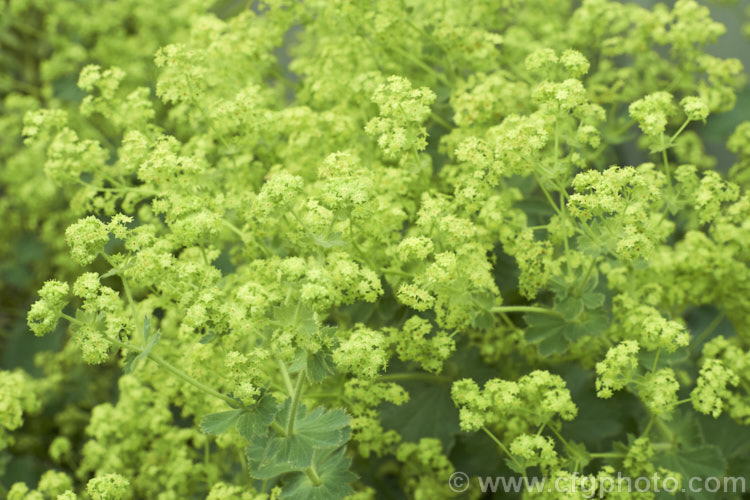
[387,44,451,87]
[575,258,598,296]
[490,306,563,317]
[402,18,455,76]
[149,352,240,407]
[60,313,85,327]
[103,253,141,337]
[669,118,691,144]
[660,133,674,197]
[655,417,675,444]
[482,426,524,471]
[690,312,725,352]
[552,111,571,254]
[305,464,323,486]
[609,118,636,139]
[199,245,209,266]
[221,218,272,257]
[498,312,516,329]
[221,219,247,241]
[533,171,562,216]
[61,314,240,408]
[430,112,452,130]
[239,447,250,484]
[651,348,661,373]
[278,358,294,395]
[590,452,624,458]
[270,421,287,436]
[548,425,573,453]
[377,373,452,384]
[204,441,211,484]
[287,372,305,435]
[382,268,413,278]
[553,112,560,170]
[652,442,674,452]
[643,415,655,437]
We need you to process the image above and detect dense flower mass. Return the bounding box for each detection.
[2,0,750,498]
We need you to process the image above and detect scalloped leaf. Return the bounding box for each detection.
[282,449,357,500]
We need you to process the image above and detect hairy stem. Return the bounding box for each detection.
[490,306,563,317]
[60,313,240,408]
[287,372,305,435]
[482,426,524,472]
[377,372,452,384]
[305,463,323,486]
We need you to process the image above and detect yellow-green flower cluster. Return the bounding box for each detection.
[4,0,750,497]
[595,340,639,398]
[365,76,436,160]
[27,280,70,336]
[451,370,577,432]
[691,359,739,418]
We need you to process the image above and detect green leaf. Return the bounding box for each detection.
[575,226,619,257]
[549,275,571,298]
[449,431,505,477]
[140,329,160,356]
[380,382,460,449]
[561,365,623,445]
[122,353,138,374]
[582,269,599,293]
[250,445,306,479]
[581,291,605,309]
[248,400,350,480]
[575,232,606,257]
[237,394,278,441]
[142,316,150,338]
[637,347,689,370]
[275,303,318,337]
[698,413,750,459]
[124,317,160,374]
[537,333,569,356]
[296,308,318,336]
[261,435,317,472]
[505,457,526,475]
[246,435,269,464]
[203,394,278,438]
[562,440,591,471]
[654,445,727,500]
[311,231,348,248]
[283,448,357,500]
[123,331,161,374]
[304,350,336,383]
[199,330,217,344]
[524,313,568,356]
[284,403,350,449]
[470,305,496,330]
[290,330,338,384]
[555,296,584,320]
[524,310,609,355]
[247,430,304,480]
[100,258,134,279]
[562,310,608,342]
[201,410,243,435]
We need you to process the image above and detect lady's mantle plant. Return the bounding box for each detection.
[2,0,750,498]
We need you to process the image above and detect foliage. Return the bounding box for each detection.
[2,0,750,498]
